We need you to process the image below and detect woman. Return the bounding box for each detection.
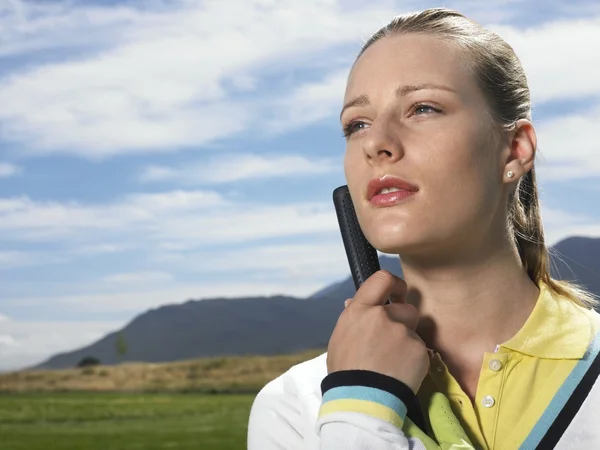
[247,8,600,449]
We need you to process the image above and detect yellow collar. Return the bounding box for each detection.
[499,282,598,360]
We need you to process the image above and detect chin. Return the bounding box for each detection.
[363,221,419,255]
[357,203,436,255]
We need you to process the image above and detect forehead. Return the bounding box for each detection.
[345,33,473,100]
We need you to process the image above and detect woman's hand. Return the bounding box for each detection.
[327,270,430,393]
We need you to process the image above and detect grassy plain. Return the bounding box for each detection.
[0,392,253,449]
[0,349,325,449]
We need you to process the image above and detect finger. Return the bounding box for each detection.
[388,276,408,304]
[384,302,420,331]
[352,270,396,307]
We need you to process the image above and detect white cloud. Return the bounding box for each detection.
[174,242,350,280]
[157,242,190,251]
[0,334,17,348]
[138,166,178,183]
[104,271,173,284]
[265,69,349,134]
[0,0,148,58]
[0,0,397,158]
[489,16,600,104]
[0,250,66,268]
[1,2,598,160]
[0,163,21,178]
[534,105,600,180]
[138,153,339,184]
[70,243,134,255]
[2,2,599,160]
[157,202,338,245]
[6,279,326,314]
[541,206,600,246]
[0,189,339,246]
[0,251,33,267]
[0,190,226,240]
[0,315,123,372]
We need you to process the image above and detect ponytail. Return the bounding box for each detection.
[510,167,598,309]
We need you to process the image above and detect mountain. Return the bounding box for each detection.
[33,236,599,370]
[550,236,600,296]
[33,295,343,370]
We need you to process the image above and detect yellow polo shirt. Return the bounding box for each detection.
[416,282,600,449]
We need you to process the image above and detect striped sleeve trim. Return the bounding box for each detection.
[319,398,405,429]
[319,370,415,429]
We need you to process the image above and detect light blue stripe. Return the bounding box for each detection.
[519,330,600,449]
[322,385,408,420]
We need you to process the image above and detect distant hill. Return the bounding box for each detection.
[550,236,600,296]
[33,236,600,370]
[33,295,341,370]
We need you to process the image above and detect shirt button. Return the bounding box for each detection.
[482,395,495,408]
[489,359,503,371]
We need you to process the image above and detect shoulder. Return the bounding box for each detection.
[247,352,328,448]
[251,351,328,409]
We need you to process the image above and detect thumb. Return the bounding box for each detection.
[352,270,396,307]
[428,392,474,450]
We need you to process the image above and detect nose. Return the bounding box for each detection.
[361,121,404,166]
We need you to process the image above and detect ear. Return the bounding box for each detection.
[502,119,536,183]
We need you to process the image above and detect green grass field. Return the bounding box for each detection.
[0,392,255,450]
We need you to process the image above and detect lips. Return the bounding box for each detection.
[367,175,419,207]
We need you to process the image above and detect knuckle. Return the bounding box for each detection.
[373,270,394,284]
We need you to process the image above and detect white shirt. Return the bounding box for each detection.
[247,352,600,449]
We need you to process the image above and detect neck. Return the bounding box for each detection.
[401,238,540,363]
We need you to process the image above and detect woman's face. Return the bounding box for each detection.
[342,33,508,257]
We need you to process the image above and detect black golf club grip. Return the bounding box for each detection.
[333,185,381,290]
[332,184,430,435]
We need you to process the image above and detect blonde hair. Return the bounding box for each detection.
[356,8,597,309]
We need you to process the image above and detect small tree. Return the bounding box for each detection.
[115,332,128,360]
[77,356,101,368]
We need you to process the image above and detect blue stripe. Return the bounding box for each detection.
[519,330,600,449]
[322,385,408,420]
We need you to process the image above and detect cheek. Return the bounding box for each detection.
[427,156,499,224]
[418,132,498,211]
[343,147,363,190]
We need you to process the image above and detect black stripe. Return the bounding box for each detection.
[536,349,600,449]
[321,370,428,433]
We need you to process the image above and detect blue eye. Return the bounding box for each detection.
[414,104,441,115]
[342,121,367,138]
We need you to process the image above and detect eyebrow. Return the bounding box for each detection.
[339,83,458,121]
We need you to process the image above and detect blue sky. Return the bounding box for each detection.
[0,0,599,371]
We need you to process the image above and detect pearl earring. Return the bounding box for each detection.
[507,170,515,178]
